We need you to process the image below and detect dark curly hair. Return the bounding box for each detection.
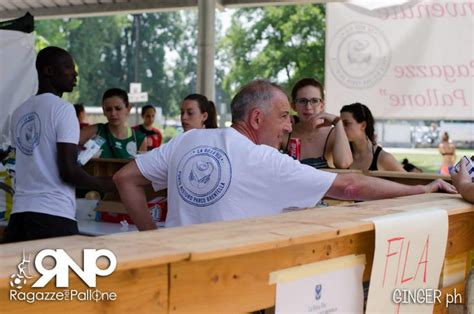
[340,102,376,144]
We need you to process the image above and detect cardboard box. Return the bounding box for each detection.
[95,192,167,224]
[82,158,167,224]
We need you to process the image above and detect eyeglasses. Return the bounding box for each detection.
[294,97,322,107]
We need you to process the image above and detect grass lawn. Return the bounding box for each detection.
[386,148,474,173]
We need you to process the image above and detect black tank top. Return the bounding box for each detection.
[368,145,383,171]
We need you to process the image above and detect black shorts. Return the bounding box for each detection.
[4,212,79,243]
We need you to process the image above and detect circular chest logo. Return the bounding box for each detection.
[176,146,232,207]
[329,22,391,89]
[126,141,137,156]
[15,112,41,155]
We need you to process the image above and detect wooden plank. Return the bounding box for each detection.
[369,170,451,185]
[99,194,473,263]
[433,281,465,314]
[326,168,451,185]
[0,233,189,287]
[168,194,472,261]
[445,212,474,257]
[0,235,91,285]
[0,194,472,313]
[342,193,469,214]
[1,264,168,314]
[169,231,375,313]
[168,200,473,313]
[2,195,471,278]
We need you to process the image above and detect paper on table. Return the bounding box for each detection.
[366,208,448,314]
[270,254,366,314]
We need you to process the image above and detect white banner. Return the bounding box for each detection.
[0,29,37,145]
[325,0,474,120]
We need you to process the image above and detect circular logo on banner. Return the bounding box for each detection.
[176,146,232,207]
[328,22,391,89]
[15,112,41,155]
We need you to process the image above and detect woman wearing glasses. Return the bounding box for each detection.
[340,103,404,171]
[284,78,352,169]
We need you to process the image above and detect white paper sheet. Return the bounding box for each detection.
[366,208,448,313]
[271,255,365,314]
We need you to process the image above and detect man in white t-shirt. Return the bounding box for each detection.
[5,47,115,243]
[113,80,456,230]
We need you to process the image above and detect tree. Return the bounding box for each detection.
[221,4,326,96]
[35,18,82,103]
[34,11,200,118]
[68,15,129,106]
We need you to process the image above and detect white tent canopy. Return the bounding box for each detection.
[0,0,329,20]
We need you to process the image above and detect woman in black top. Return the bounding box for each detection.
[282,78,352,169]
[340,103,405,172]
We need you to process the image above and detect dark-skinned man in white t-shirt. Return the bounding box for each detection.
[6,46,116,242]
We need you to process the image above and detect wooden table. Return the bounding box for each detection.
[1,193,472,313]
[327,168,451,185]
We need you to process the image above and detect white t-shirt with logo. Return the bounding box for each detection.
[10,93,79,220]
[136,128,337,227]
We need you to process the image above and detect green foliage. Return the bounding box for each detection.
[221,4,326,96]
[34,12,198,115]
[68,15,129,106]
[33,5,326,123]
[162,125,183,143]
[391,148,474,173]
[35,18,83,103]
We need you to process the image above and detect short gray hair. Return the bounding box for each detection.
[230,80,287,123]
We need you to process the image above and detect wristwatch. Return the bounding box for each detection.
[331,116,341,126]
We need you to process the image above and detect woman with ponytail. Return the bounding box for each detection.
[180,94,218,132]
[340,103,404,171]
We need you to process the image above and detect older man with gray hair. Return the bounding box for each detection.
[114,80,456,230]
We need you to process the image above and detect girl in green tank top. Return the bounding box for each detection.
[96,123,145,159]
[79,88,147,159]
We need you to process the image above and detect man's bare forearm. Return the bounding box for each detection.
[327,173,426,201]
[117,181,156,230]
[113,162,157,231]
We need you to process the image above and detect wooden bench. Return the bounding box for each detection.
[1,193,472,313]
